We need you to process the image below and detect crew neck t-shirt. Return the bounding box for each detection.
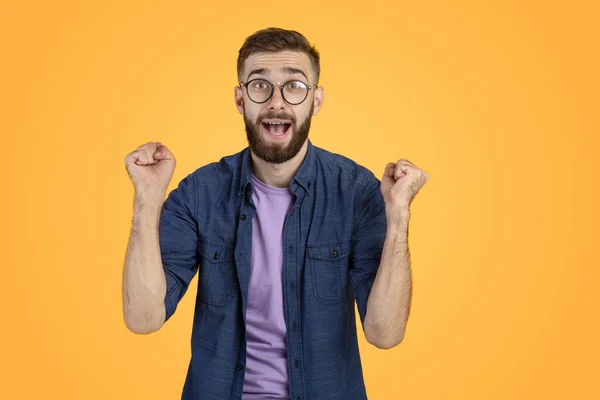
[242,173,294,399]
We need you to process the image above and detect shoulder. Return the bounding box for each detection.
[313,145,380,189]
[167,148,246,204]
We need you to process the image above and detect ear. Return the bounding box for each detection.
[234,86,244,115]
[312,85,324,116]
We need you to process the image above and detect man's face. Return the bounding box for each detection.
[235,51,324,164]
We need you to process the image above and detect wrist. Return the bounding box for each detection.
[133,192,165,226]
[386,203,410,225]
[135,189,166,208]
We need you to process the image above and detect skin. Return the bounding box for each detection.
[121,51,430,349]
[122,141,173,334]
[363,160,429,349]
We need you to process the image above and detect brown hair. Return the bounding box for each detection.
[237,27,320,83]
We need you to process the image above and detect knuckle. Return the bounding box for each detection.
[140,142,153,151]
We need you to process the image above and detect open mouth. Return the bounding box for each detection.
[261,120,292,139]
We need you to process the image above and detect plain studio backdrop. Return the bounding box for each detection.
[1,1,598,399]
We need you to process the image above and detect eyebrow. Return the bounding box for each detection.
[246,67,309,81]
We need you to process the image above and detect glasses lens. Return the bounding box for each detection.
[246,79,272,103]
[283,81,309,104]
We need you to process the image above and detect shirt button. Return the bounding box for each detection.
[331,250,338,257]
[235,364,244,371]
[288,246,293,255]
[294,359,299,368]
[292,321,297,331]
[213,251,219,260]
[290,283,295,292]
[240,214,247,220]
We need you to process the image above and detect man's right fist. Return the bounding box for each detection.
[124,142,176,195]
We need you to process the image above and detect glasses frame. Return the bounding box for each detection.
[239,78,318,105]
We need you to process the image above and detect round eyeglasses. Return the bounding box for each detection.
[239,78,317,105]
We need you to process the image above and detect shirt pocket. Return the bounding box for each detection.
[307,240,352,305]
[197,241,236,307]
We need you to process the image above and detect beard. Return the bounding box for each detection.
[244,103,314,164]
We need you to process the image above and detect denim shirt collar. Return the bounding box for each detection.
[237,139,317,197]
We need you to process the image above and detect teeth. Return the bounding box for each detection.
[266,122,287,125]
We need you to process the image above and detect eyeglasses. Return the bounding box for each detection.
[239,78,317,105]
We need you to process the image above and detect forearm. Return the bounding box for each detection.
[122,193,167,334]
[364,208,412,349]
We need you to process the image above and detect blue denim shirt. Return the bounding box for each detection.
[159,139,387,400]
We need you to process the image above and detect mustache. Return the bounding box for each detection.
[258,111,296,123]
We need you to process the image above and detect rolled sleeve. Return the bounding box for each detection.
[350,169,387,329]
[159,173,199,322]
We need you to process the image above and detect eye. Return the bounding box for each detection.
[285,81,309,93]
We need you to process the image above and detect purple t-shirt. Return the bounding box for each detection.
[242,174,294,399]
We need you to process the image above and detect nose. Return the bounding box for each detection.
[268,85,285,110]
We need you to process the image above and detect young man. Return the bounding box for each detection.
[123,27,428,400]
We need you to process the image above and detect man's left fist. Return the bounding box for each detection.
[381,159,429,210]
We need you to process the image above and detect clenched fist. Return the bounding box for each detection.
[124,141,176,199]
[381,158,429,219]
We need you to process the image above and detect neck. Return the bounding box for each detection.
[250,140,308,188]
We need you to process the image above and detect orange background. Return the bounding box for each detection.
[1,1,599,399]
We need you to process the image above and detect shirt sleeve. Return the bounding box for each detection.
[349,169,387,329]
[159,173,199,322]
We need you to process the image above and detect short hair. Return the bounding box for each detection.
[237,27,320,83]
